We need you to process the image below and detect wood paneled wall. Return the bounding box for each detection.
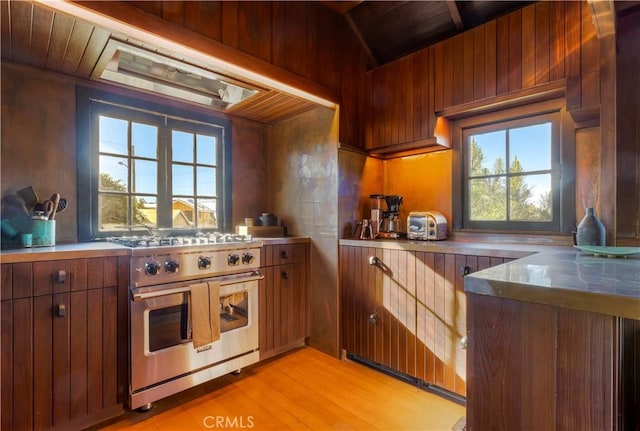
[616,8,640,244]
[431,2,596,115]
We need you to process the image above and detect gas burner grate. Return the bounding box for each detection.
[106,233,251,248]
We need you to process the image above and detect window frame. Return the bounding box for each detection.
[77,86,232,241]
[451,99,575,235]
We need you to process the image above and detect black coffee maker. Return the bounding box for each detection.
[378,195,404,239]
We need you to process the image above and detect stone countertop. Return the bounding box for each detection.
[464,249,640,319]
[0,241,130,263]
[1,237,311,264]
[258,236,310,245]
[339,238,564,258]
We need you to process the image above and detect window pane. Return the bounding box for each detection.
[173,131,194,163]
[509,123,551,172]
[197,134,216,165]
[197,167,216,196]
[99,156,128,191]
[132,123,158,159]
[134,196,156,227]
[197,199,217,228]
[172,198,194,227]
[469,177,506,220]
[469,130,506,176]
[173,164,194,195]
[99,194,129,230]
[134,159,157,194]
[99,116,128,154]
[509,174,552,221]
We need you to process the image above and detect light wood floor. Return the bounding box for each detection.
[98,347,465,431]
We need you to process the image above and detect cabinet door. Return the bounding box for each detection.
[466,293,617,431]
[259,253,308,359]
[1,258,122,431]
[366,48,440,152]
[277,262,306,346]
[263,243,306,267]
[341,246,417,375]
[1,297,33,431]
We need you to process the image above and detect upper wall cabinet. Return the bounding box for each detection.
[364,47,451,157]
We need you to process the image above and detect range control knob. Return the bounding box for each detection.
[144,261,161,276]
[228,254,240,266]
[165,260,180,273]
[198,257,212,270]
[242,253,254,264]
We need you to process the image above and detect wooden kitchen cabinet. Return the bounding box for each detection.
[259,242,309,360]
[340,244,511,398]
[466,292,617,431]
[365,47,450,156]
[1,256,127,431]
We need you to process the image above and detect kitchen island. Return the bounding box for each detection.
[464,249,640,431]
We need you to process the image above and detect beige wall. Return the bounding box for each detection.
[1,62,268,243]
[337,149,453,240]
[383,151,453,226]
[1,63,79,243]
[267,106,340,357]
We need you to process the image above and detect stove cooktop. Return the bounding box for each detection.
[106,233,252,248]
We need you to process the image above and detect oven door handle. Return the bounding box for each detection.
[131,271,264,301]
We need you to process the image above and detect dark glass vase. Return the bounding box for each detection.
[576,207,606,246]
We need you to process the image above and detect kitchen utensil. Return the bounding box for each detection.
[16,186,38,212]
[41,200,55,219]
[49,193,61,219]
[33,201,54,218]
[56,197,68,215]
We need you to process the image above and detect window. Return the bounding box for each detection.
[453,100,574,233]
[77,87,231,240]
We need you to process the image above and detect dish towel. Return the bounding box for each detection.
[189,281,221,348]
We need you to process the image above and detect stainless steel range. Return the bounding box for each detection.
[116,233,262,410]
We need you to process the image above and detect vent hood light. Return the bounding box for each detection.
[93,39,260,109]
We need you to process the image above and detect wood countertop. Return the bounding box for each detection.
[465,249,640,320]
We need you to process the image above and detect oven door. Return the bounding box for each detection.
[129,272,260,395]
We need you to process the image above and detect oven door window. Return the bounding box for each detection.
[148,303,189,352]
[220,292,249,333]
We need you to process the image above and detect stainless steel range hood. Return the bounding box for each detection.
[93,39,261,109]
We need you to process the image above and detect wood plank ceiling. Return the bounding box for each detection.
[324,0,535,66]
[0,0,318,124]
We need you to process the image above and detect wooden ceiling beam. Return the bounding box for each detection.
[587,0,615,38]
[447,0,464,30]
[321,1,363,15]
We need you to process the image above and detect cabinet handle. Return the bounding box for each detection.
[369,313,378,325]
[56,270,66,283]
[55,304,66,318]
[368,256,392,275]
[281,270,289,280]
[460,265,470,276]
[460,335,468,350]
[280,250,289,259]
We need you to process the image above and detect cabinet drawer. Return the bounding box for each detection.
[261,244,307,267]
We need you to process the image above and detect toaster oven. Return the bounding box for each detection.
[407,211,448,240]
